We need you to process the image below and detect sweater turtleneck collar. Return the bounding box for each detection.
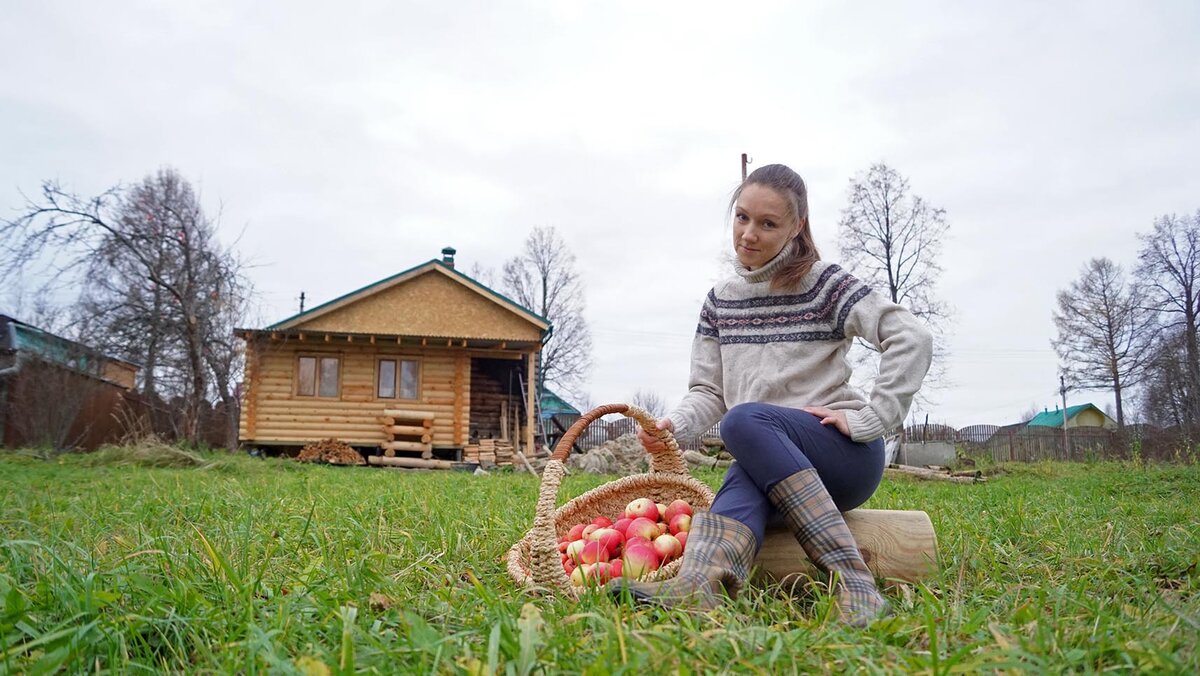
[734,246,792,284]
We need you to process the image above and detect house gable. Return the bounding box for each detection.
[271,262,548,342]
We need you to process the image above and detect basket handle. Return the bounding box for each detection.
[549,403,689,475]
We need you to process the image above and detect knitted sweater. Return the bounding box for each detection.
[668,254,934,443]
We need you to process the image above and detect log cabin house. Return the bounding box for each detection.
[236,248,551,460]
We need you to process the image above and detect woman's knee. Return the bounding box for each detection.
[720,403,774,448]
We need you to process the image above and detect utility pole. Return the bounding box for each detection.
[741,153,750,181]
[1060,375,1069,458]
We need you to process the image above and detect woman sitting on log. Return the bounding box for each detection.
[608,164,933,627]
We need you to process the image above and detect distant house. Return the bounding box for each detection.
[1026,404,1117,430]
[539,388,580,420]
[0,315,138,449]
[236,247,552,456]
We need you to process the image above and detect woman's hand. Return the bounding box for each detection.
[638,417,674,453]
[801,406,850,437]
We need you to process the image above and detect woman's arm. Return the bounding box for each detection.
[842,292,934,442]
[666,293,727,441]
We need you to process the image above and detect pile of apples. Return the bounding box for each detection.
[558,497,695,587]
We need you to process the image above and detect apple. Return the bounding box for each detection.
[570,564,590,586]
[625,498,659,521]
[609,558,622,579]
[592,516,613,528]
[563,558,576,575]
[566,523,587,541]
[675,531,688,550]
[565,539,587,562]
[655,522,668,537]
[558,540,570,553]
[663,499,694,523]
[669,513,692,534]
[592,561,614,584]
[626,517,659,541]
[653,533,682,563]
[625,535,653,552]
[622,545,661,579]
[590,528,625,555]
[579,540,609,565]
[612,518,633,535]
[656,503,668,520]
[581,524,602,540]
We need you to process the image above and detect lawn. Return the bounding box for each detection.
[1,449,1197,674]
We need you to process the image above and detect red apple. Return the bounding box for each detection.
[622,545,661,579]
[612,518,633,535]
[592,516,612,528]
[669,513,692,534]
[558,540,570,553]
[625,498,659,521]
[563,558,576,575]
[579,540,609,565]
[567,523,587,542]
[590,528,625,555]
[653,533,682,563]
[581,524,602,540]
[675,531,688,550]
[625,535,652,552]
[626,517,659,541]
[565,539,587,562]
[609,558,622,579]
[663,499,694,523]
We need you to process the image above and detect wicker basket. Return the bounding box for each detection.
[505,403,716,600]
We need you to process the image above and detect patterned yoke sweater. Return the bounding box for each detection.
[668,253,934,444]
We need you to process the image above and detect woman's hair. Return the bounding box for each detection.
[729,163,821,289]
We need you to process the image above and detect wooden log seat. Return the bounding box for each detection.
[753,509,938,584]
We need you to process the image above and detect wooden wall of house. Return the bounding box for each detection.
[240,339,534,449]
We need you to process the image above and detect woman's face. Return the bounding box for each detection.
[732,184,799,270]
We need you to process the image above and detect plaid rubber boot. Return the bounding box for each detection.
[768,469,890,627]
[607,511,757,610]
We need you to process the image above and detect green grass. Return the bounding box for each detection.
[1,451,1197,674]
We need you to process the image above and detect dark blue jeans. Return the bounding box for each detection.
[709,402,885,546]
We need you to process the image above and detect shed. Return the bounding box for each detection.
[236,247,552,459]
[0,314,138,449]
[1026,404,1117,430]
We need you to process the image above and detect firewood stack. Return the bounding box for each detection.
[380,409,435,458]
[462,438,516,466]
[297,438,366,465]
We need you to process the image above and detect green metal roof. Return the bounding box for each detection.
[1026,404,1103,427]
[540,388,580,419]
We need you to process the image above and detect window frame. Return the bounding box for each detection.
[295,353,343,399]
[375,355,422,401]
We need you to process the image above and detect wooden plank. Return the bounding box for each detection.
[380,440,431,452]
[383,408,437,420]
[753,509,938,584]
[368,456,455,470]
[384,424,432,437]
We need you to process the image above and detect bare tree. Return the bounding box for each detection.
[1018,403,1041,423]
[1137,327,1195,428]
[630,388,667,417]
[502,226,593,400]
[837,163,952,393]
[1051,258,1155,427]
[1136,211,1200,426]
[1,169,252,447]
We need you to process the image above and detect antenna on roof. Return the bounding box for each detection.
[299,291,306,313]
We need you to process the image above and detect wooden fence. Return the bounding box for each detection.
[902,423,1199,464]
[542,414,721,453]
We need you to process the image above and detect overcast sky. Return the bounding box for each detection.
[2,1,1197,428]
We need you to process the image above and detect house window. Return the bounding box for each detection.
[378,358,420,399]
[297,355,340,397]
